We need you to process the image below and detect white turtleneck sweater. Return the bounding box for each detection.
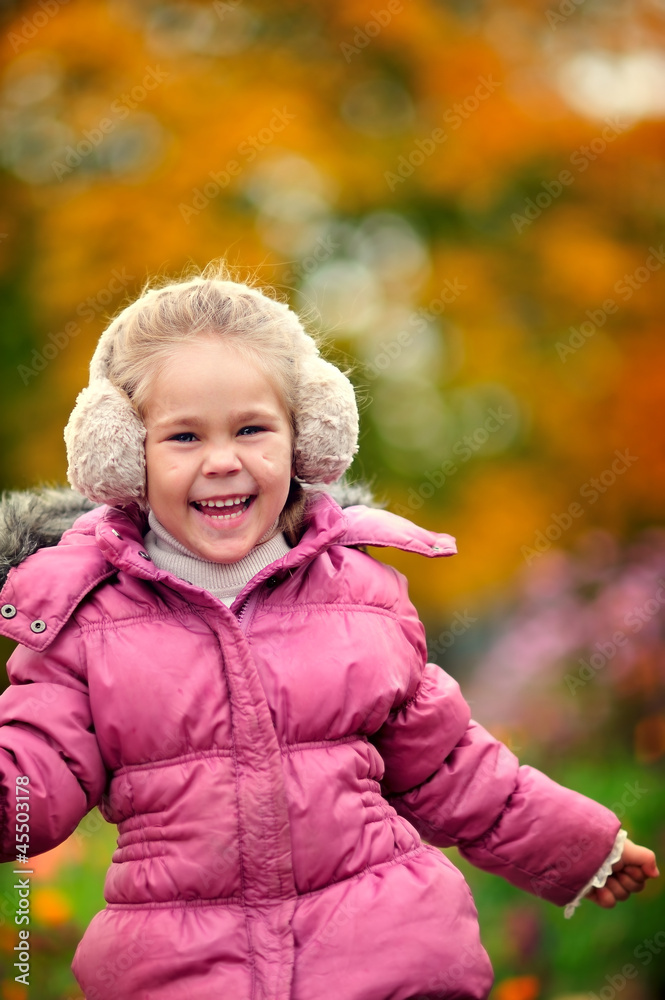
[144,511,291,606]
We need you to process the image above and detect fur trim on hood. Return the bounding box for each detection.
[0,480,378,589]
[0,487,97,589]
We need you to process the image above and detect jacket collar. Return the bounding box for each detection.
[96,492,456,575]
[0,493,455,650]
[95,493,457,622]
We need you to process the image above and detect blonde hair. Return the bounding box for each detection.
[107,262,310,543]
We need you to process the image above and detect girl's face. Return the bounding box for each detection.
[143,337,294,564]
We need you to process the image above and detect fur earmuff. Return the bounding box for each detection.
[294,357,359,484]
[64,379,146,507]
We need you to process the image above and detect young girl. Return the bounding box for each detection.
[0,266,658,1000]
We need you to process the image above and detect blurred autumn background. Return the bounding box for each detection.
[0,0,664,997]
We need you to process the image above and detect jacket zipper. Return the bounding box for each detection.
[235,586,261,634]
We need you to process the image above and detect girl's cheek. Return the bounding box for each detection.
[260,451,287,472]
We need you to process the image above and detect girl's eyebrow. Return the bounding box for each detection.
[150,409,281,430]
[230,409,282,423]
[150,414,205,430]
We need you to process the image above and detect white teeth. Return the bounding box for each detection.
[194,495,251,518]
[197,495,249,508]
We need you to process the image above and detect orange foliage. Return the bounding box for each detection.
[0,0,663,611]
[32,886,73,926]
[1,983,28,1000]
[493,975,541,1000]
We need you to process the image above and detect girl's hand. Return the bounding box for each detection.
[587,838,660,909]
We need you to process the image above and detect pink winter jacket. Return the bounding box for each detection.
[0,491,620,1000]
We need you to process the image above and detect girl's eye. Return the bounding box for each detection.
[237,426,265,436]
[169,432,197,443]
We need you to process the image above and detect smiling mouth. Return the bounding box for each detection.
[191,495,254,519]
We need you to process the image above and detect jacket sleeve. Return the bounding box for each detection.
[372,661,622,907]
[0,628,108,864]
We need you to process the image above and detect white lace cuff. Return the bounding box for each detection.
[564,829,628,918]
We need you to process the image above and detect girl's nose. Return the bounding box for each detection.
[201,441,243,476]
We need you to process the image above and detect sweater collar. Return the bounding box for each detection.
[144,511,291,599]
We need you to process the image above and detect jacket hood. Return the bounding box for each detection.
[0,480,378,590]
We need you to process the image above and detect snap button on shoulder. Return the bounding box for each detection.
[138,551,151,560]
[30,619,46,634]
[111,529,122,539]
[1,604,17,619]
